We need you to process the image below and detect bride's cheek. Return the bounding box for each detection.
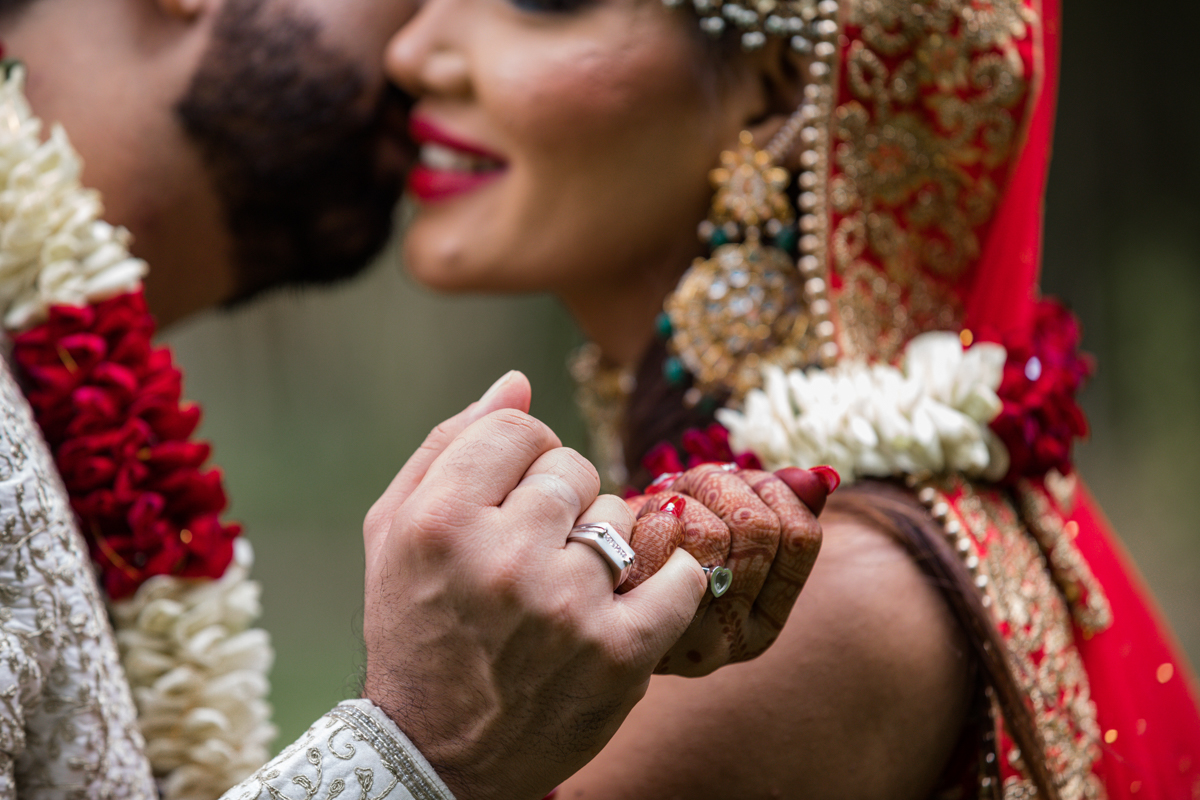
[496,39,700,153]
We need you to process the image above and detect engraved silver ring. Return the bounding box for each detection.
[567,523,636,590]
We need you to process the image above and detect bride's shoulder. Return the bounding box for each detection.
[803,508,968,674]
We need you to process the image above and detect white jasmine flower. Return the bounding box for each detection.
[0,68,145,331]
[1,69,272,799]
[112,540,276,800]
[719,332,1012,484]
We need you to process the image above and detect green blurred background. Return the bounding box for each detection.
[162,5,1200,749]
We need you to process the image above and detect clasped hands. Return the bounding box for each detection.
[361,372,830,800]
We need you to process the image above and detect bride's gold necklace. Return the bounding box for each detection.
[568,342,635,490]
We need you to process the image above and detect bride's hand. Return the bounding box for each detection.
[622,463,834,676]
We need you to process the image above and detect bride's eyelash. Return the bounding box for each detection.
[509,0,593,12]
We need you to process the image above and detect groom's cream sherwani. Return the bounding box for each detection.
[0,355,453,799]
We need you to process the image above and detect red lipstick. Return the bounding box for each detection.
[407,116,507,203]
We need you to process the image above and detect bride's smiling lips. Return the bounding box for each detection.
[407,115,509,203]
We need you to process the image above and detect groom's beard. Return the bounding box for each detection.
[176,0,413,303]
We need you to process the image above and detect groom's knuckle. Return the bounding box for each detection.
[533,586,580,633]
[425,422,450,446]
[403,503,469,552]
[489,409,555,448]
[556,448,601,495]
[422,418,458,451]
[482,548,530,597]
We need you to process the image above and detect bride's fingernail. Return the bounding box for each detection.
[660,496,686,518]
[480,370,517,404]
[810,465,841,494]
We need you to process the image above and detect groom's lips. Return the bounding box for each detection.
[407,115,508,203]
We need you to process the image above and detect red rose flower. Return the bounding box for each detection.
[985,299,1093,482]
[640,422,763,490]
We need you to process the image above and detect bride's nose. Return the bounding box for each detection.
[384,0,472,99]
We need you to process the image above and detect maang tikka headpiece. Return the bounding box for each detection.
[663,0,840,56]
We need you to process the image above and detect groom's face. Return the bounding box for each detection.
[179,0,417,303]
[1,0,419,323]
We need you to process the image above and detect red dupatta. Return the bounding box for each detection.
[943,0,1200,795]
[817,0,1200,793]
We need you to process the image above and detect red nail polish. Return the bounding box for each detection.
[660,496,686,518]
[810,465,841,494]
[646,471,682,494]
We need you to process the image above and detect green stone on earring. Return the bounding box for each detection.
[664,356,687,387]
[776,226,798,253]
[709,228,730,248]
[655,312,674,340]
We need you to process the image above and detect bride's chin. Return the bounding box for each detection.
[400,218,468,286]
[400,202,495,288]
[402,235,499,293]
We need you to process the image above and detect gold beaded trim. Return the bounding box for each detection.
[794,75,840,370]
[914,478,1108,800]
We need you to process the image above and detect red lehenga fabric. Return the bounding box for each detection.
[947,0,1200,796]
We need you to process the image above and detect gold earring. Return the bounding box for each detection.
[661,128,822,403]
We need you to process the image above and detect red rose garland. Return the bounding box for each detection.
[12,290,240,598]
[643,422,763,478]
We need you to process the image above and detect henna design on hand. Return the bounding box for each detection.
[626,491,731,573]
[738,469,823,639]
[672,464,780,598]
[629,464,828,674]
[619,502,686,593]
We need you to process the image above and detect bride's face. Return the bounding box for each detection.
[385,0,764,295]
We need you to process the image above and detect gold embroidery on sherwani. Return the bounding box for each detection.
[919,477,1108,800]
[827,0,1037,362]
[0,358,155,796]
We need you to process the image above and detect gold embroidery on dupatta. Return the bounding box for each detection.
[1016,480,1114,638]
[918,477,1107,800]
[829,0,1037,362]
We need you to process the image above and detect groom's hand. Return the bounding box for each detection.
[361,371,706,800]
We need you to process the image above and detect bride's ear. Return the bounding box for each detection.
[732,39,811,164]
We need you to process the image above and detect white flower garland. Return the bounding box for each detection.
[0,67,146,328]
[112,540,276,800]
[717,331,1012,483]
[0,66,274,799]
